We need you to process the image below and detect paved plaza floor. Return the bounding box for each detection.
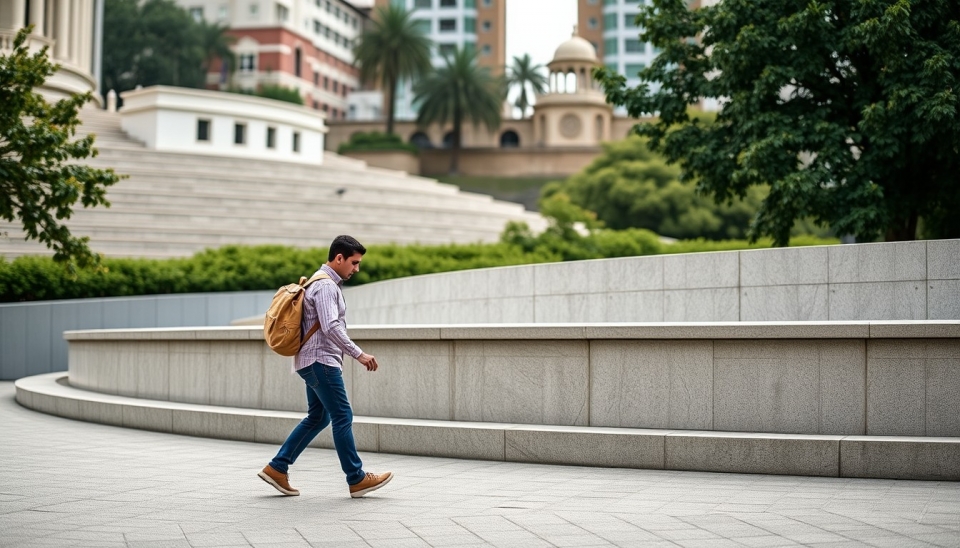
[1,382,958,548]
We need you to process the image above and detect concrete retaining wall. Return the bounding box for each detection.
[0,291,274,380]
[64,322,960,437]
[346,240,960,325]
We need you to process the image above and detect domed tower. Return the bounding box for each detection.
[532,27,612,147]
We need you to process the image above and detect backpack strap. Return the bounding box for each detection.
[300,273,332,348]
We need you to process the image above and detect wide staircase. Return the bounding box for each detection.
[0,109,546,260]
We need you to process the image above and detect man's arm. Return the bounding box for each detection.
[315,282,363,359]
[314,283,379,371]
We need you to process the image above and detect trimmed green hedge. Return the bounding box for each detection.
[338,132,418,155]
[0,231,839,302]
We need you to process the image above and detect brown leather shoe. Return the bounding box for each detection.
[258,465,299,496]
[349,471,393,498]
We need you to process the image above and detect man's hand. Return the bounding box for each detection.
[357,352,379,372]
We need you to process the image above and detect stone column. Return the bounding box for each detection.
[70,0,83,66]
[11,0,27,30]
[29,0,45,35]
[80,0,91,71]
[55,0,70,60]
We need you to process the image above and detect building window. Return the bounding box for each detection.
[276,3,289,22]
[249,3,259,17]
[438,43,456,57]
[464,17,476,33]
[409,131,432,148]
[294,47,302,77]
[440,0,456,7]
[322,104,329,113]
[482,20,491,32]
[331,108,338,119]
[465,0,475,7]
[234,123,246,145]
[239,54,256,72]
[266,127,276,149]
[292,132,300,153]
[464,41,476,56]
[625,39,644,52]
[323,76,329,89]
[314,71,320,85]
[604,38,618,54]
[624,63,646,75]
[189,7,204,22]
[413,19,431,34]
[481,44,491,56]
[333,80,339,93]
[218,6,229,20]
[603,0,617,5]
[588,17,598,29]
[197,119,211,142]
[314,19,322,34]
[413,0,431,7]
[603,12,617,29]
[482,0,491,6]
[500,130,520,148]
[313,100,319,110]
[335,6,340,17]
[624,13,639,27]
[588,0,598,3]
[439,19,456,32]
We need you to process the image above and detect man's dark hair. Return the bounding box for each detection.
[328,235,366,262]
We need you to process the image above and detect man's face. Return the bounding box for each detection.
[331,252,363,280]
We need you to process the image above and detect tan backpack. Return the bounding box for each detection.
[263,273,330,356]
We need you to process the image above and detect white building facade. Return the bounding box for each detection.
[0,0,103,102]
[599,0,657,91]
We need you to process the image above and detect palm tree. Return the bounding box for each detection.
[414,47,502,175]
[197,20,236,87]
[505,54,547,118]
[354,5,432,136]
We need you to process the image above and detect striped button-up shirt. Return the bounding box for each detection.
[294,264,362,371]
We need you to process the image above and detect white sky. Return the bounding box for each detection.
[505,0,578,71]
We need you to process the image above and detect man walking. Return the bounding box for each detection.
[258,235,393,498]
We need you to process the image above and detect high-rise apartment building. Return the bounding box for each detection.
[578,0,656,90]
[371,0,505,120]
[175,0,367,120]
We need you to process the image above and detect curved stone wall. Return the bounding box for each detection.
[344,240,960,325]
[64,322,960,437]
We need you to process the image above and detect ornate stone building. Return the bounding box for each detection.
[0,0,103,102]
[325,31,644,177]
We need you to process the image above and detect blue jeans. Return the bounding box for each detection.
[269,362,365,485]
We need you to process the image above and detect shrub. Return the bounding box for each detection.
[338,132,418,154]
[0,234,839,303]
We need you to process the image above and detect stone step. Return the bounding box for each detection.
[15,372,960,481]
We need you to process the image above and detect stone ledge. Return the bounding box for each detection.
[15,373,960,481]
[62,321,960,342]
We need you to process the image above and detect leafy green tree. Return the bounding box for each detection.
[198,20,237,85]
[506,53,548,118]
[354,4,432,135]
[595,0,960,244]
[102,0,209,93]
[414,47,502,174]
[0,28,123,268]
[542,136,769,240]
[101,0,142,94]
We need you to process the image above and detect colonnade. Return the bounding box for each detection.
[547,66,602,94]
[2,0,100,84]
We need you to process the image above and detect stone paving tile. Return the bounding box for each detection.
[3,382,960,548]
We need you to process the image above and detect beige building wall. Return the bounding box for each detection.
[577,0,604,57]
[476,0,505,75]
